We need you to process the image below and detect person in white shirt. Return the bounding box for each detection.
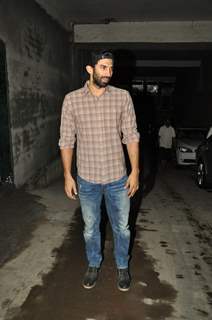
[158,119,176,167]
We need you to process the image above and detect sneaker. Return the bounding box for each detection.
[83,266,99,289]
[117,268,131,292]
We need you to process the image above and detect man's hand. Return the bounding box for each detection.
[125,170,139,198]
[64,175,78,200]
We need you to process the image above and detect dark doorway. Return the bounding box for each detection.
[0,40,12,184]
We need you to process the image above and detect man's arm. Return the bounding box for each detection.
[158,127,162,146]
[59,94,77,200]
[172,137,176,149]
[120,92,140,197]
[60,148,77,200]
[172,128,176,149]
[125,141,140,198]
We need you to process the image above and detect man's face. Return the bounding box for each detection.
[165,120,170,127]
[92,58,113,88]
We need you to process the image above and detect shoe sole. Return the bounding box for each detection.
[118,285,130,292]
[82,282,96,289]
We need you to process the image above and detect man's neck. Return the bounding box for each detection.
[88,81,106,97]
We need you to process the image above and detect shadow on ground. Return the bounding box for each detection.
[9,207,177,320]
[0,186,45,267]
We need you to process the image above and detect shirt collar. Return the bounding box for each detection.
[83,81,111,96]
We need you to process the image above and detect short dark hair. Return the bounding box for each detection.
[90,50,114,67]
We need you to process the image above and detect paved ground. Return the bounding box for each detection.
[0,164,211,320]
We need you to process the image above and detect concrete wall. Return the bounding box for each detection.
[0,0,70,187]
[189,56,212,127]
[74,21,212,43]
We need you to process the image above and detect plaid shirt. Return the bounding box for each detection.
[59,82,140,184]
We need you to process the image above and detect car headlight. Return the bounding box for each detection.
[179,146,192,153]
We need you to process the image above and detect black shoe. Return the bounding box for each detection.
[117,268,131,292]
[83,267,99,289]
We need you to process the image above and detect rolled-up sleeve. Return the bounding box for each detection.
[121,91,140,144]
[58,95,76,149]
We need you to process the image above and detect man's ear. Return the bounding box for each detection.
[86,65,93,75]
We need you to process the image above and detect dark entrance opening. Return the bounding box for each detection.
[0,40,12,184]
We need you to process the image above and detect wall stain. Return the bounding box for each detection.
[23,22,46,62]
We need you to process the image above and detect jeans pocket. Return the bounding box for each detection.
[117,175,128,187]
[77,175,97,195]
[107,175,128,193]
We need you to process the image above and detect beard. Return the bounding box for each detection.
[93,71,111,88]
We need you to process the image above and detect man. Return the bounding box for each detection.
[158,119,176,168]
[59,50,140,292]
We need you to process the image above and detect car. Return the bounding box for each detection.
[175,128,206,166]
[196,131,212,188]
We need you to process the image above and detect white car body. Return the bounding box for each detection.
[175,128,206,166]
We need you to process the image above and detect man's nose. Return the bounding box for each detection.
[106,68,113,77]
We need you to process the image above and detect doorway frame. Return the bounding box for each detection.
[0,39,14,183]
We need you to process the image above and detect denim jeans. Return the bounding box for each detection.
[77,175,130,269]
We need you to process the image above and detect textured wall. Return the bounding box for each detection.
[0,0,70,186]
[75,21,212,43]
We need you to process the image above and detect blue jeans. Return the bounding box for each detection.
[77,175,130,269]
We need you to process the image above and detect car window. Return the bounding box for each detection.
[177,129,206,140]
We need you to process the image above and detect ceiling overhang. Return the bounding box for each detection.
[36,0,212,31]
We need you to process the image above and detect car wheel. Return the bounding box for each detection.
[196,161,207,188]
